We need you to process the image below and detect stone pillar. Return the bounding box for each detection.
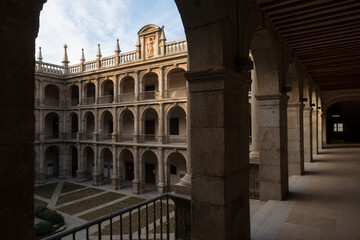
[158,103,164,143]
[312,109,319,155]
[95,78,99,104]
[113,76,118,103]
[256,93,289,201]
[134,71,140,101]
[303,107,313,162]
[157,148,166,193]
[287,103,304,176]
[159,67,164,99]
[250,69,260,163]
[76,144,87,182]
[111,145,120,189]
[322,112,327,146]
[185,69,251,240]
[134,106,139,142]
[78,83,82,105]
[93,145,104,186]
[132,147,142,194]
[318,110,323,150]
[36,144,46,183]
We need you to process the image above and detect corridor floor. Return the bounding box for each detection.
[251,146,360,240]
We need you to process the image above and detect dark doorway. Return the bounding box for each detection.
[126,161,134,181]
[71,147,78,177]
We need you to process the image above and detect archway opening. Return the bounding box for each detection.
[45,112,59,139]
[84,112,95,139]
[100,80,114,104]
[45,146,59,177]
[119,109,134,141]
[142,108,158,142]
[70,112,78,139]
[83,82,95,105]
[44,84,60,107]
[70,85,79,106]
[120,77,135,102]
[142,73,158,100]
[120,149,134,182]
[84,146,94,180]
[70,146,78,177]
[142,151,158,190]
[101,148,113,180]
[167,106,186,143]
[167,152,186,192]
[166,68,186,98]
[100,111,113,140]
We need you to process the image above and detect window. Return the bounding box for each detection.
[170,165,177,175]
[170,118,179,135]
[333,123,344,132]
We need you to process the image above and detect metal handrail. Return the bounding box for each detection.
[43,193,190,240]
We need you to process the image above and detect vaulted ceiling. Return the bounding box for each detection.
[259,0,360,90]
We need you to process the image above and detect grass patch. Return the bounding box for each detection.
[60,182,86,194]
[80,197,145,221]
[34,198,47,208]
[34,183,58,199]
[56,188,103,206]
[100,202,175,236]
[57,192,124,215]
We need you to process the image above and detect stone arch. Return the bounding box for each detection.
[68,84,79,106]
[118,108,134,140]
[83,145,95,179]
[99,110,114,139]
[83,81,96,104]
[44,84,60,106]
[83,111,95,138]
[68,145,78,177]
[99,79,114,104]
[68,112,78,139]
[166,105,187,143]
[142,72,159,100]
[99,147,113,179]
[140,107,159,141]
[45,145,60,177]
[250,29,281,95]
[44,112,60,139]
[119,75,135,102]
[119,148,135,182]
[166,68,187,98]
[141,149,159,189]
[166,151,187,191]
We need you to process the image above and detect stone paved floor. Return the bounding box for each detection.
[252,145,360,240]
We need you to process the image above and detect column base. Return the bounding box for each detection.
[93,173,104,186]
[132,179,144,194]
[76,171,89,182]
[174,182,191,195]
[249,151,260,163]
[111,176,125,190]
[157,183,166,194]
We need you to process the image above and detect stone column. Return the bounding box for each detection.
[159,67,164,99]
[78,83,82,105]
[134,71,140,101]
[250,69,260,163]
[37,144,46,183]
[287,103,304,176]
[318,110,323,150]
[256,93,289,201]
[157,148,166,193]
[111,145,119,189]
[303,107,313,162]
[93,145,103,185]
[158,103,164,143]
[322,112,327,146]
[132,147,141,194]
[134,106,139,142]
[312,109,319,155]
[185,69,251,240]
[76,144,86,182]
[95,78,99,104]
[113,76,118,103]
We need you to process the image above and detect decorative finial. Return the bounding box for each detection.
[96,44,102,58]
[160,27,166,41]
[62,44,69,64]
[37,47,43,62]
[80,48,85,62]
[115,39,121,54]
[136,36,140,47]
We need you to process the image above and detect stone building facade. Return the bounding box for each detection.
[34,24,189,194]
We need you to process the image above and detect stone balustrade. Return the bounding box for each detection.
[35,61,63,75]
[165,39,187,55]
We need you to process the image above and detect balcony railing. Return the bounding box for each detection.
[81,133,94,140]
[116,134,133,142]
[44,133,60,140]
[44,98,61,107]
[117,93,135,102]
[99,95,114,104]
[166,135,187,144]
[139,134,158,143]
[43,193,190,240]
[164,88,186,99]
[67,99,79,107]
[139,91,159,101]
[99,133,112,141]
[82,97,95,105]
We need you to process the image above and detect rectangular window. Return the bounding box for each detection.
[170,118,179,135]
[333,123,344,132]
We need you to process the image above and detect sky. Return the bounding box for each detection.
[36,0,185,65]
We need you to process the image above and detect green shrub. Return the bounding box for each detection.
[35,206,65,226]
[34,221,54,237]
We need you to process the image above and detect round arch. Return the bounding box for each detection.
[44,84,60,106]
[45,112,60,139]
[83,111,95,138]
[83,146,95,179]
[119,148,135,182]
[166,151,187,191]
[166,106,187,143]
[45,145,60,177]
[100,147,113,179]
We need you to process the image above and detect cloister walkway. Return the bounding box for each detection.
[251,145,360,240]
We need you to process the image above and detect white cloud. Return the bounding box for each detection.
[36,0,185,65]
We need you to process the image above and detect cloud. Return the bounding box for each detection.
[36,0,185,65]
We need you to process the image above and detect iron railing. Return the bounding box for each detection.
[42,193,191,240]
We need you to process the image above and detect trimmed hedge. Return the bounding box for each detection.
[34,206,65,238]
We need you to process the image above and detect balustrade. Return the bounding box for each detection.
[164,88,186,99]
[165,39,187,55]
[117,93,135,102]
